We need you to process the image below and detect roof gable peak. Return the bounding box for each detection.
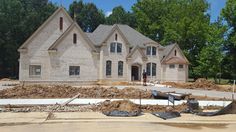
[48,22,97,52]
[18,7,74,51]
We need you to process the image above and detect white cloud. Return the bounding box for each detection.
[105,11,112,17]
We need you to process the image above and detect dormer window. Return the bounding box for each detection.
[59,17,63,30]
[146,46,156,56]
[73,33,77,44]
[110,42,122,53]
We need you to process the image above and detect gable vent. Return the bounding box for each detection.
[60,17,63,30]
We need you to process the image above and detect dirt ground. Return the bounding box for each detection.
[0,85,152,99]
[162,78,232,92]
[0,84,226,100]
[0,100,189,113]
[1,112,236,132]
[1,121,235,132]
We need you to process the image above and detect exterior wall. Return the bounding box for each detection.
[127,49,146,81]
[161,64,188,82]
[19,10,72,82]
[102,30,129,81]
[49,27,98,81]
[142,45,162,82]
[160,46,189,82]
[19,9,189,83]
[166,46,184,60]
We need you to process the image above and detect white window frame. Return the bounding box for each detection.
[146,62,156,76]
[146,46,157,56]
[110,42,122,53]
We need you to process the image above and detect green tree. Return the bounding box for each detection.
[105,6,137,28]
[0,0,56,78]
[132,0,211,78]
[194,21,225,80]
[221,0,236,80]
[69,0,105,32]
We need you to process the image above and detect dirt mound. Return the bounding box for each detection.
[0,85,152,99]
[141,103,188,113]
[97,100,188,113]
[190,78,220,90]
[0,78,12,81]
[162,78,221,90]
[98,100,140,113]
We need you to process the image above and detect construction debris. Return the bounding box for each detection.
[152,112,181,120]
[98,100,141,117]
[151,90,190,100]
[197,101,236,116]
[162,78,231,91]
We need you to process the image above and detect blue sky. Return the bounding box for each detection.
[50,0,226,22]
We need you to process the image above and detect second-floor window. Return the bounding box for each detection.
[110,42,122,53]
[146,46,156,56]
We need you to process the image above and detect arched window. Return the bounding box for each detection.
[73,33,77,44]
[118,61,123,76]
[152,63,156,76]
[106,60,112,76]
[59,17,63,30]
[174,50,177,56]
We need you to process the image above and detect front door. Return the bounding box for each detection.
[132,66,140,81]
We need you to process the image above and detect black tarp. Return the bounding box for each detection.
[103,110,141,117]
[197,101,236,116]
[152,112,181,120]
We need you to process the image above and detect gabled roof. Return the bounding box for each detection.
[161,43,189,64]
[161,43,176,61]
[127,46,147,60]
[163,56,189,64]
[87,24,160,47]
[48,22,97,52]
[18,7,73,51]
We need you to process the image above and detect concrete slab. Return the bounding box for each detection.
[0,99,231,107]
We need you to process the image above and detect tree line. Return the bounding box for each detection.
[0,0,235,82]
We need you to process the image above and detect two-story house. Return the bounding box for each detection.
[18,7,189,84]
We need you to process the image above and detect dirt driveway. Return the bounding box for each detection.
[0,112,236,132]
